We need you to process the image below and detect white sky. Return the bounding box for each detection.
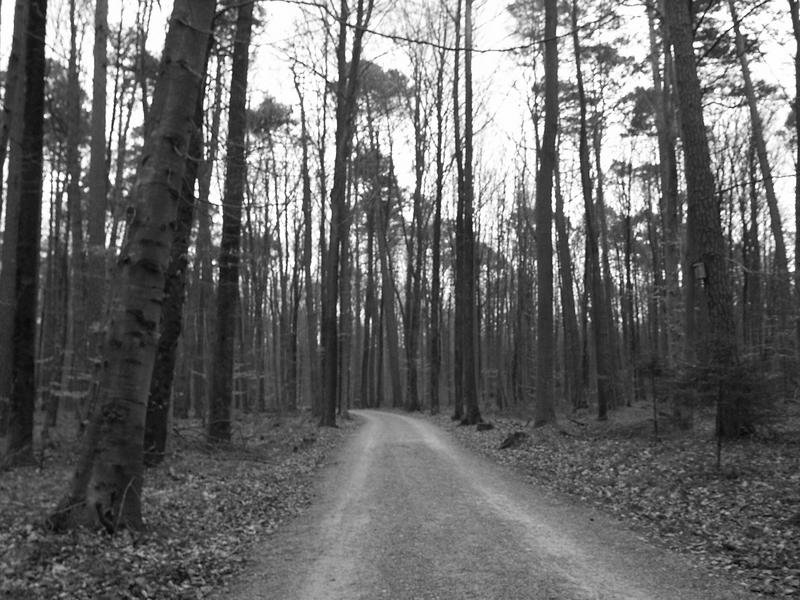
[0,0,795,232]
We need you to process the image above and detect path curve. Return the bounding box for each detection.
[222,410,756,600]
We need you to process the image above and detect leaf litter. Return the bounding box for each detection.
[0,413,356,599]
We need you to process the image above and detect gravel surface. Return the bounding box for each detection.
[222,410,758,599]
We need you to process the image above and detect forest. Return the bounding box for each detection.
[0,0,799,597]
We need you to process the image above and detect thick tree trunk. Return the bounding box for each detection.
[4,0,46,466]
[533,0,558,426]
[209,1,253,444]
[456,0,481,425]
[666,0,742,438]
[0,0,27,432]
[48,0,216,531]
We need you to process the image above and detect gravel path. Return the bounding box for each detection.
[222,410,757,599]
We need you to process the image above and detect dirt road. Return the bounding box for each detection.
[224,410,756,599]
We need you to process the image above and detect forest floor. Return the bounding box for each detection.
[429,399,800,597]
[0,411,356,599]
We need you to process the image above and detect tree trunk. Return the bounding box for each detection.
[293,68,320,415]
[144,37,210,465]
[209,1,253,444]
[647,1,681,371]
[727,0,792,369]
[404,60,425,413]
[554,161,584,410]
[451,0,465,422]
[572,0,616,420]
[0,0,28,433]
[4,0,46,466]
[48,0,216,531]
[86,0,109,377]
[62,0,87,416]
[429,37,447,416]
[533,0,558,426]
[789,0,800,362]
[666,0,742,438]
[321,0,374,426]
[454,0,481,425]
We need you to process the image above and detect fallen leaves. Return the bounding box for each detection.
[0,413,356,599]
[433,408,800,597]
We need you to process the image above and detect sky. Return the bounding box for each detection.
[0,0,795,231]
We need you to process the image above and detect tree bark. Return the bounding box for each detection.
[48,0,216,531]
[554,160,584,410]
[533,0,558,426]
[321,0,374,426]
[144,36,210,465]
[4,0,47,466]
[455,0,481,425]
[209,0,254,444]
[666,0,742,438]
[646,0,681,369]
[788,0,800,362]
[0,0,28,432]
[62,0,87,418]
[429,35,447,416]
[86,0,109,373]
[293,68,321,415]
[451,0,465,422]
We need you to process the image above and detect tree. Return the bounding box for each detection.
[48,0,217,531]
[86,0,109,369]
[726,0,792,361]
[3,0,47,466]
[144,35,212,465]
[451,0,481,425]
[209,0,255,444]
[533,0,558,426]
[0,0,28,435]
[665,0,742,438]
[321,0,375,426]
[790,0,800,357]
[571,0,616,420]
